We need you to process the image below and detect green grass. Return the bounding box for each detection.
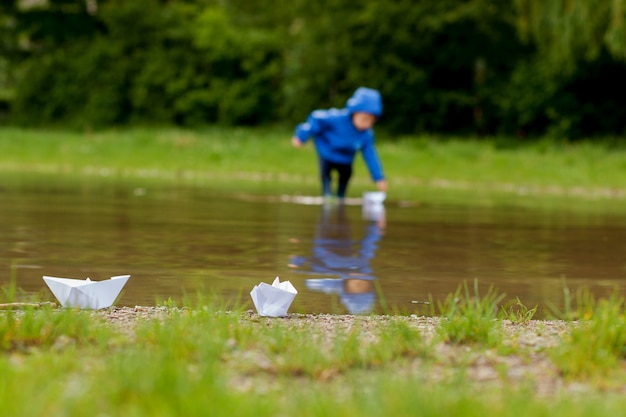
[2,289,626,416]
[2,126,626,209]
[435,280,505,346]
[500,297,539,325]
[551,292,626,378]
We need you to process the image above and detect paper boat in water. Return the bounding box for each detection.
[363,191,386,206]
[43,275,131,309]
[250,277,298,317]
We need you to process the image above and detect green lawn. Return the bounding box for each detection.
[2,287,626,417]
[2,126,626,209]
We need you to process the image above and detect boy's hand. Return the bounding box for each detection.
[291,137,303,148]
[376,179,387,192]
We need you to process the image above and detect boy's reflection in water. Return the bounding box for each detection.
[289,202,385,314]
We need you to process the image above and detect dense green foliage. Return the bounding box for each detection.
[0,0,625,138]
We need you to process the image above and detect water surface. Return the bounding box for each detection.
[2,179,626,316]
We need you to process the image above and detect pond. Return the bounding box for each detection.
[2,177,626,317]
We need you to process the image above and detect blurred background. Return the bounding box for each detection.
[0,0,624,139]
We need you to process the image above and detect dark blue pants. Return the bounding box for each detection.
[319,158,352,198]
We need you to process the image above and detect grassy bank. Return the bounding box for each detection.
[3,286,626,416]
[2,127,626,208]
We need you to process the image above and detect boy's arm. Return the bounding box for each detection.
[361,138,386,189]
[292,111,325,146]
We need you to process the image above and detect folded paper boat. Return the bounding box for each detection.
[362,191,386,221]
[250,277,298,317]
[43,275,131,309]
[363,191,386,206]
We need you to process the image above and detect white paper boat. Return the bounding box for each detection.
[250,277,298,317]
[363,191,386,206]
[43,275,131,309]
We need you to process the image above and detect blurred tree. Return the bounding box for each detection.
[186,4,283,124]
[497,51,626,139]
[348,0,526,134]
[0,1,18,60]
[504,0,626,138]
[515,0,626,70]
[0,1,18,116]
[283,0,526,135]
[5,0,105,125]
[14,0,100,48]
[281,0,356,121]
[9,0,284,127]
[2,0,624,137]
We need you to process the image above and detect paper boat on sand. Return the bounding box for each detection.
[43,275,131,309]
[250,277,298,317]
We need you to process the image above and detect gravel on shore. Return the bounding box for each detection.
[90,306,590,396]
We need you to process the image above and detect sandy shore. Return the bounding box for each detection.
[91,306,589,396]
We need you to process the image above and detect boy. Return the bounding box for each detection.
[291,87,387,199]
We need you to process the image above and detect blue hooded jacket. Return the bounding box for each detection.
[293,87,385,181]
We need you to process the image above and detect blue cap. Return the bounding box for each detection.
[346,87,383,117]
